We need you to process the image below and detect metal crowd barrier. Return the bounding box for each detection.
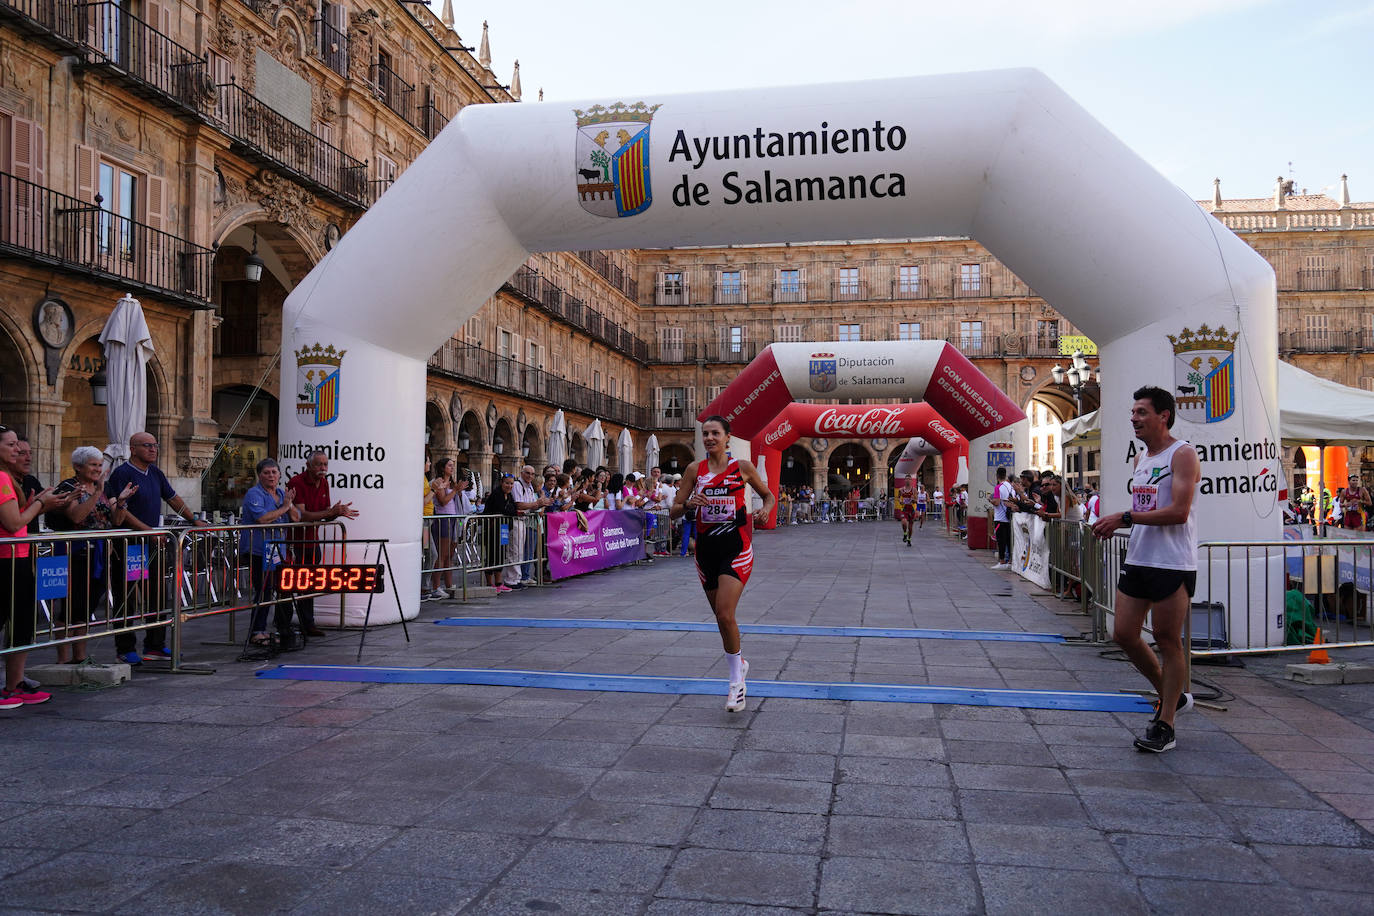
[1190,537,1374,657]
[0,521,349,673]
[174,521,349,663]
[422,513,548,600]
[0,528,179,663]
[645,510,672,556]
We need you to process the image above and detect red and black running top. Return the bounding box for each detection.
[693,459,751,537]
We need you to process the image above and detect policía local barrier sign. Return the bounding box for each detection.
[546,510,646,581]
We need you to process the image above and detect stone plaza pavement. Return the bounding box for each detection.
[3,521,1374,915]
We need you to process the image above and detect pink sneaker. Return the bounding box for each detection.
[0,693,22,711]
[1,687,50,705]
[495,585,512,593]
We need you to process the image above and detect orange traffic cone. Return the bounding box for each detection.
[1308,628,1331,665]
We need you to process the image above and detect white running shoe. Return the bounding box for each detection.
[726,659,749,713]
[990,562,1010,570]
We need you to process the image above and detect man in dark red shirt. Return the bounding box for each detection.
[288,450,359,636]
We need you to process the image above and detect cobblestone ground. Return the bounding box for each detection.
[3,520,1372,915]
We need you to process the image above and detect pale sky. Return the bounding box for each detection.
[444,0,1373,203]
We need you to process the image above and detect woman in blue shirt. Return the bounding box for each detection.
[240,459,300,646]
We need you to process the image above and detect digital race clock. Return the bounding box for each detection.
[277,564,386,594]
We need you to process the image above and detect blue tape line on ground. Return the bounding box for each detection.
[434,617,1065,643]
[257,665,1151,713]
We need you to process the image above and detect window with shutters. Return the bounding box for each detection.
[98,161,139,259]
[593,369,601,392]
[959,320,984,350]
[1035,319,1060,352]
[4,114,47,249]
[659,325,684,361]
[526,340,543,369]
[775,323,802,343]
[725,325,745,356]
[775,268,804,302]
[836,267,860,299]
[497,327,512,358]
[464,315,482,344]
[898,322,921,340]
[658,271,685,305]
[958,263,983,295]
[716,270,744,304]
[898,265,922,296]
[1362,377,1374,393]
[838,323,861,342]
[1304,313,1329,348]
[318,1,349,77]
[660,386,687,421]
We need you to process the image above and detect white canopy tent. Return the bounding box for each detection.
[585,419,606,471]
[547,410,567,469]
[1060,410,1100,449]
[645,434,660,479]
[1276,361,1374,446]
[99,294,154,468]
[617,427,634,476]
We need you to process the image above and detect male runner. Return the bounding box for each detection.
[894,478,917,545]
[1091,386,1199,753]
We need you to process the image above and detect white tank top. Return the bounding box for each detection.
[1125,438,1196,571]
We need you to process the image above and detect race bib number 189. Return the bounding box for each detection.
[1132,484,1159,513]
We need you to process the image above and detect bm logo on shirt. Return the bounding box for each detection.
[702,485,730,497]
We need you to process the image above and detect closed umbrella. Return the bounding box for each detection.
[99,294,154,467]
[585,419,605,470]
[548,410,567,468]
[617,427,634,476]
[645,434,660,478]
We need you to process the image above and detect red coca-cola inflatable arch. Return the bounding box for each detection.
[699,340,1018,531]
[751,402,969,528]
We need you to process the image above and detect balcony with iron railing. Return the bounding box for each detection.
[772,280,807,303]
[1292,267,1341,292]
[1279,328,1374,354]
[0,171,213,307]
[953,275,991,297]
[419,101,448,141]
[76,1,214,118]
[502,266,650,361]
[313,16,348,78]
[427,341,652,429]
[832,279,868,301]
[0,0,84,52]
[714,281,746,305]
[216,79,368,209]
[892,277,931,299]
[656,283,688,306]
[370,60,419,131]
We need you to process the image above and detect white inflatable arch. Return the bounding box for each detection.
[278,69,1279,644]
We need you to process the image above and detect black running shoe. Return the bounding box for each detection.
[1151,692,1194,719]
[1134,719,1176,753]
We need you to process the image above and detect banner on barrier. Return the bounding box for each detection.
[546,510,646,580]
[1011,514,1052,589]
[36,557,69,600]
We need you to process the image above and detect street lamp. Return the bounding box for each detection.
[493,435,504,455]
[458,431,470,451]
[1051,351,1099,493]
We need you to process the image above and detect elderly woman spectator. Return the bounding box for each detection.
[0,426,72,705]
[240,458,299,647]
[482,474,518,592]
[47,446,136,663]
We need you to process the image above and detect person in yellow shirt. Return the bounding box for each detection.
[421,456,439,599]
[894,479,917,546]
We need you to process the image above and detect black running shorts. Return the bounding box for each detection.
[694,528,752,592]
[1117,564,1196,602]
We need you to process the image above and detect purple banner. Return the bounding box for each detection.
[546,509,647,581]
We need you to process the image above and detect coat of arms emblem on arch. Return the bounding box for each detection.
[574,101,661,218]
[1169,324,1238,424]
[296,342,345,428]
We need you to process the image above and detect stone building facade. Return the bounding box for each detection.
[2,0,1371,510]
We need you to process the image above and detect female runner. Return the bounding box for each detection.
[670,415,775,712]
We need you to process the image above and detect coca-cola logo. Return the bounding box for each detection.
[815,407,905,437]
[763,419,793,446]
[927,419,958,444]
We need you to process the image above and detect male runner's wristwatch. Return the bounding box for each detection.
[1122,511,1133,527]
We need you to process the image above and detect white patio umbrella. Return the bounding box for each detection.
[547,410,567,469]
[585,419,606,470]
[617,427,634,476]
[645,434,660,478]
[98,294,154,467]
